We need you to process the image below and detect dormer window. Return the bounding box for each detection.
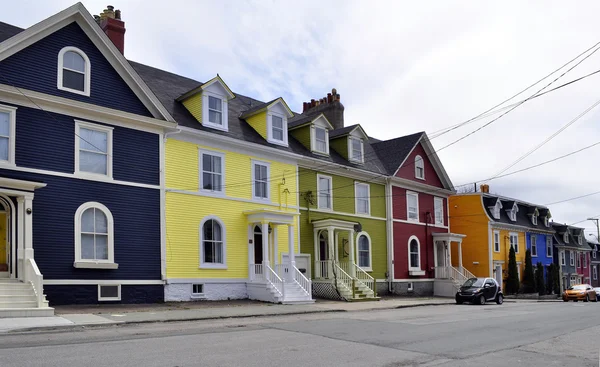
[506,203,518,221]
[58,47,91,96]
[202,92,228,131]
[532,215,537,225]
[544,217,549,227]
[564,232,569,243]
[208,96,223,125]
[578,235,583,245]
[415,155,424,179]
[267,112,288,146]
[491,201,502,220]
[312,126,328,154]
[349,137,364,163]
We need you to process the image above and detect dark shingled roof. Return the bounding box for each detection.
[288,113,318,129]
[329,124,360,139]
[370,132,423,174]
[238,98,279,119]
[482,194,554,232]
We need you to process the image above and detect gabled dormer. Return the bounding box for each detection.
[528,207,539,225]
[329,124,368,164]
[564,229,570,244]
[539,208,551,227]
[177,75,235,132]
[288,113,334,155]
[239,98,293,147]
[503,201,518,222]
[487,198,503,220]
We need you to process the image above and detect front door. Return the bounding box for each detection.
[319,231,329,278]
[253,226,263,265]
[495,265,503,290]
[0,212,7,273]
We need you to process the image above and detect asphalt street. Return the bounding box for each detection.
[1,301,599,366]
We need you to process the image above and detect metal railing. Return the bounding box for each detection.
[24,258,44,308]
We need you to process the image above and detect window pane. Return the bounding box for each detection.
[80,151,107,174]
[95,234,108,260]
[81,208,95,232]
[0,137,8,161]
[202,154,212,172]
[208,96,222,112]
[81,234,95,259]
[273,128,284,141]
[316,140,327,152]
[315,128,326,140]
[0,112,9,136]
[95,209,108,234]
[63,69,85,91]
[359,252,369,267]
[204,221,214,241]
[212,221,222,241]
[64,51,85,72]
[214,242,223,263]
[208,110,222,125]
[358,236,369,251]
[410,254,419,268]
[202,172,213,190]
[204,241,214,263]
[211,173,222,191]
[79,128,107,153]
[410,240,419,253]
[211,155,222,174]
[272,116,283,128]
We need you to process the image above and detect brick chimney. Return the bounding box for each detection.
[302,88,345,130]
[95,5,126,54]
[480,184,489,193]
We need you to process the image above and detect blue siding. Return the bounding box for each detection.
[0,22,152,117]
[0,169,161,281]
[44,285,163,305]
[11,104,159,185]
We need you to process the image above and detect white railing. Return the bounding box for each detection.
[338,261,350,275]
[265,265,283,297]
[249,264,264,282]
[292,266,312,296]
[315,260,331,279]
[449,266,470,285]
[353,263,375,295]
[24,258,44,308]
[333,262,353,294]
[458,266,476,280]
[274,264,289,280]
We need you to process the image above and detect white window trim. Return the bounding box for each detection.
[532,215,537,225]
[593,247,597,259]
[356,231,372,272]
[577,252,581,268]
[434,197,443,225]
[408,235,422,272]
[310,125,329,155]
[202,91,229,131]
[406,191,419,222]
[509,232,519,254]
[97,284,121,301]
[584,252,587,268]
[57,46,91,97]
[348,137,364,163]
[199,149,226,196]
[569,250,575,266]
[414,155,425,180]
[544,217,549,227]
[0,104,17,167]
[317,174,333,210]
[492,201,502,220]
[531,235,537,257]
[266,112,288,146]
[74,120,113,179]
[564,232,569,243]
[74,201,117,269]
[354,182,370,215]
[191,283,206,299]
[251,160,271,202]
[493,230,500,253]
[199,216,227,269]
[560,250,565,266]
[578,236,583,245]
[546,236,552,258]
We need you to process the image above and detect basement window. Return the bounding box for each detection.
[191,284,206,299]
[407,282,414,292]
[98,284,121,301]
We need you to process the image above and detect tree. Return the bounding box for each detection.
[535,262,545,296]
[521,249,536,293]
[546,264,554,295]
[506,246,520,294]
[553,263,561,295]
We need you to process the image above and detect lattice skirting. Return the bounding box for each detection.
[312,281,346,301]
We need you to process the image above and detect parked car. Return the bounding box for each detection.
[594,287,600,301]
[562,284,597,302]
[455,277,503,305]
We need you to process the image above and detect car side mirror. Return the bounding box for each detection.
[484,284,491,288]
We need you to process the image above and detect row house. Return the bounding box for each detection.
[589,237,600,287]
[553,223,591,289]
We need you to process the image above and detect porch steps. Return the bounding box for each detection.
[334,280,379,301]
[0,278,54,318]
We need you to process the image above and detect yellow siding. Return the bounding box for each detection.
[246,111,268,141]
[449,194,490,277]
[493,228,526,281]
[165,138,299,279]
[182,93,202,122]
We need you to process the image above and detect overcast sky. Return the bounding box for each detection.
[5,1,600,235]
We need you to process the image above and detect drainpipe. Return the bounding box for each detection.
[163,127,182,142]
[385,178,394,293]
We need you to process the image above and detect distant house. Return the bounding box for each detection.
[588,237,600,287]
[553,224,591,289]
[0,4,175,314]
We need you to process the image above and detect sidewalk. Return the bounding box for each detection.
[0,297,453,333]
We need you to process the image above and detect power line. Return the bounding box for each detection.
[545,191,600,206]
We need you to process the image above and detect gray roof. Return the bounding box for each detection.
[238,98,279,119]
[552,223,589,250]
[482,194,553,232]
[329,125,360,139]
[370,132,424,174]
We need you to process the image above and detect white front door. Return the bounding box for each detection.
[495,265,503,290]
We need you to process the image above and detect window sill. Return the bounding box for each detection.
[200,189,226,197]
[58,85,90,97]
[191,294,207,300]
[252,197,271,203]
[415,176,425,181]
[359,267,372,272]
[74,172,114,181]
[202,122,228,132]
[311,149,329,156]
[267,138,288,147]
[199,264,227,270]
[317,206,333,211]
[74,262,118,269]
[348,159,364,164]
[409,269,425,276]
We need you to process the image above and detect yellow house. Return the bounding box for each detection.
[162,75,313,303]
[449,185,553,291]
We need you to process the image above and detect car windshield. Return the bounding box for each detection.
[462,278,484,287]
[568,285,586,291]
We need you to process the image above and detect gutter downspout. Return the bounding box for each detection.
[161,127,181,282]
[385,177,394,293]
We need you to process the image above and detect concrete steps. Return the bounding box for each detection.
[0,278,54,318]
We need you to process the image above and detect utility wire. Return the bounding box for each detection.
[545,191,600,206]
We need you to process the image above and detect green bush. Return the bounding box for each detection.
[535,262,545,295]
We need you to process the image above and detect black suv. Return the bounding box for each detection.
[455,277,503,305]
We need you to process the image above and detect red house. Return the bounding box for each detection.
[372,132,466,296]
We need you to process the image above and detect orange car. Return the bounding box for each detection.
[562,284,597,302]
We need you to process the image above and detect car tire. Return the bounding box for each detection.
[585,295,589,302]
[479,295,486,305]
[563,299,568,302]
[496,294,503,305]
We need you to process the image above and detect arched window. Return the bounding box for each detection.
[356,232,372,270]
[408,236,421,270]
[74,202,116,268]
[58,47,91,96]
[200,217,226,268]
[415,155,424,179]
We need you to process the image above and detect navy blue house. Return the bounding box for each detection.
[0,4,175,310]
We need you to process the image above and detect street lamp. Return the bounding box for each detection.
[588,218,600,242]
